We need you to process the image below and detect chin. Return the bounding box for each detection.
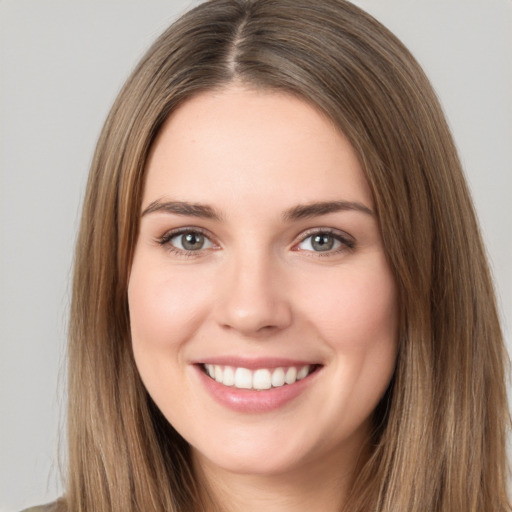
[193,444,307,477]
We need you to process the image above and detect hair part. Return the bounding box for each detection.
[66,1,510,511]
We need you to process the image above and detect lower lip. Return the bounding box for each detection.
[194,365,320,413]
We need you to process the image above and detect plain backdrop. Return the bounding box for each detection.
[1,1,511,510]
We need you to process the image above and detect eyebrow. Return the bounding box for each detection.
[141,200,223,221]
[141,199,373,221]
[282,201,374,220]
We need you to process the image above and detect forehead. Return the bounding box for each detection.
[143,86,373,214]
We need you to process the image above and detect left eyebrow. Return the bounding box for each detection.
[283,201,374,221]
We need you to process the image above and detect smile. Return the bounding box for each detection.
[195,359,322,412]
[202,364,315,390]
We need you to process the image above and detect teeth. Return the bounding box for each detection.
[234,367,252,389]
[253,369,272,390]
[271,367,285,387]
[297,365,309,380]
[203,364,312,390]
[223,366,235,386]
[285,367,297,384]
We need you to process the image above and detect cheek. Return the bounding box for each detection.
[302,265,398,350]
[128,259,211,352]
[299,264,398,431]
[127,255,214,419]
[299,260,398,419]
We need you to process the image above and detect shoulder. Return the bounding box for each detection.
[21,501,64,512]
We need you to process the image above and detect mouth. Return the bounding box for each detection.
[201,363,321,391]
[194,359,323,412]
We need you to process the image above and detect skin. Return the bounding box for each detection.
[128,86,398,512]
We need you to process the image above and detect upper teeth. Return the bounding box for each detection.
[204,364,311,390]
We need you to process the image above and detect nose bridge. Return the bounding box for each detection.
[215,243,292,336]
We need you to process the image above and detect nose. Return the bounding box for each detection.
[214,251,293,337]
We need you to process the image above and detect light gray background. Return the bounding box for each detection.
[1,1,510,510]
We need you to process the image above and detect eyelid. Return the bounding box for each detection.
[155,225,354,257]
[156,226,219,255]
[293,227,355,253]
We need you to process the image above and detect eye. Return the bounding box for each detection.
[159,229,216,253]
[296,230,354,253]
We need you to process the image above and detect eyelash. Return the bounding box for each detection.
[156,227,355,257]
[294,228,355,256]
[156,227,218,257]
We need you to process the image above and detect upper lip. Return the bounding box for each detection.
[192,356,322,370]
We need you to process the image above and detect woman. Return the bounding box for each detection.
[28,0,510,510]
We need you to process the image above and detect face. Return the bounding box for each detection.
[128,86,398,480]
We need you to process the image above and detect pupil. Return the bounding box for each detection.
[312,234,334,251]
[183,232,204,250]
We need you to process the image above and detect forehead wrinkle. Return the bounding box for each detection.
[141,199,224,221]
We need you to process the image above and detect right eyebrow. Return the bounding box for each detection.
[141,200,223,221]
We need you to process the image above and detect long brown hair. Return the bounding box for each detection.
[66,1,510,510]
